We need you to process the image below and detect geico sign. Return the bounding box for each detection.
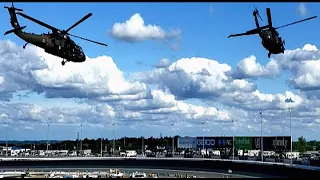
[197,139,215,146]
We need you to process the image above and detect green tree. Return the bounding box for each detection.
[296,136,307,153]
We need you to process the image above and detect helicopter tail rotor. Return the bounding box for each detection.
[4,2,23,12]
[4,25,26,35]
[253,5,263,21]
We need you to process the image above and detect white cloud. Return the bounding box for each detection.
[232,55,280,79]
[1,40,320,139]
[0,76,4,85]
[297,3,308,16]
[109,13,181,43]
[153,58,170,68]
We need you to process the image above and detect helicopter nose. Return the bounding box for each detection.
[80,53,86,62]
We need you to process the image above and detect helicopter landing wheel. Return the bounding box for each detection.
[61,60,66,66]
[268,52,271,58]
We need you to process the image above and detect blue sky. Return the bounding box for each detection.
[0,2,320,141]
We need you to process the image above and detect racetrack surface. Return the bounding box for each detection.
[0,167,268,178]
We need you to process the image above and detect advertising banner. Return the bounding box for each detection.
[252,137,263,150]
[234,137,253,150]
[215,137,233,149]
[263,136,291,152]
[177,136,197,149]
[196,137,216,149]
[196,137,233,149]
[252,136,291,152]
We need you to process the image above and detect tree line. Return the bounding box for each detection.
[0,136,319,154]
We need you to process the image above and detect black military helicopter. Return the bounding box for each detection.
[228,7,317,58]
[4,3,108,66]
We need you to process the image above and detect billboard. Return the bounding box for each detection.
[196,137,233,149]
[215,137,233,149]
[263,136,291,152]
[252,136,291,152]
[196,137,216,149]
[234,137,253,150]
[177,136,197,149]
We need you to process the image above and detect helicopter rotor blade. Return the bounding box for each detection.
[275,16,317,30]
[65,13,92,33]
[69,34,108,47]
[266,8,273,28]
[16,12,59,32]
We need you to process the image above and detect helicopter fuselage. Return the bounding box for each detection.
[14,30,86,63]
[260,29,284,54]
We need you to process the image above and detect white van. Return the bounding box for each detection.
[126,150,137,157]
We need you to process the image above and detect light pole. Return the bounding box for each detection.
[202,120,205,159]
[80,123,83,156]
[112,122,115,156]
[46,123,50,153]
[5,122,8,158]
[141,123,144,157]
[289,108,292,165]
[232,120,235,161]
[171,123,175,156]
[259,110,263,162]
[100,137,103,157]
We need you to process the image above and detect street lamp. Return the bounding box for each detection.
[201,120,205,159]
[80,123,83,156]
[171,123,175,156]
[289,108,292,165]
[285,98,295,166]
[100,137,103,157]
[5,122,8,158]
[46,123,50,153]
[232,120,235,161]
[259,110,263,162]
[141,123,144,157]
[112,122,115,156]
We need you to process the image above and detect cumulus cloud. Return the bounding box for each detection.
[0,40,147,101]
[231,55,280,79]
[109,13,181,43]
[133,57,256,99]
[297,3,308,16]
[153,58,170,69]
[1,40,320,137]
